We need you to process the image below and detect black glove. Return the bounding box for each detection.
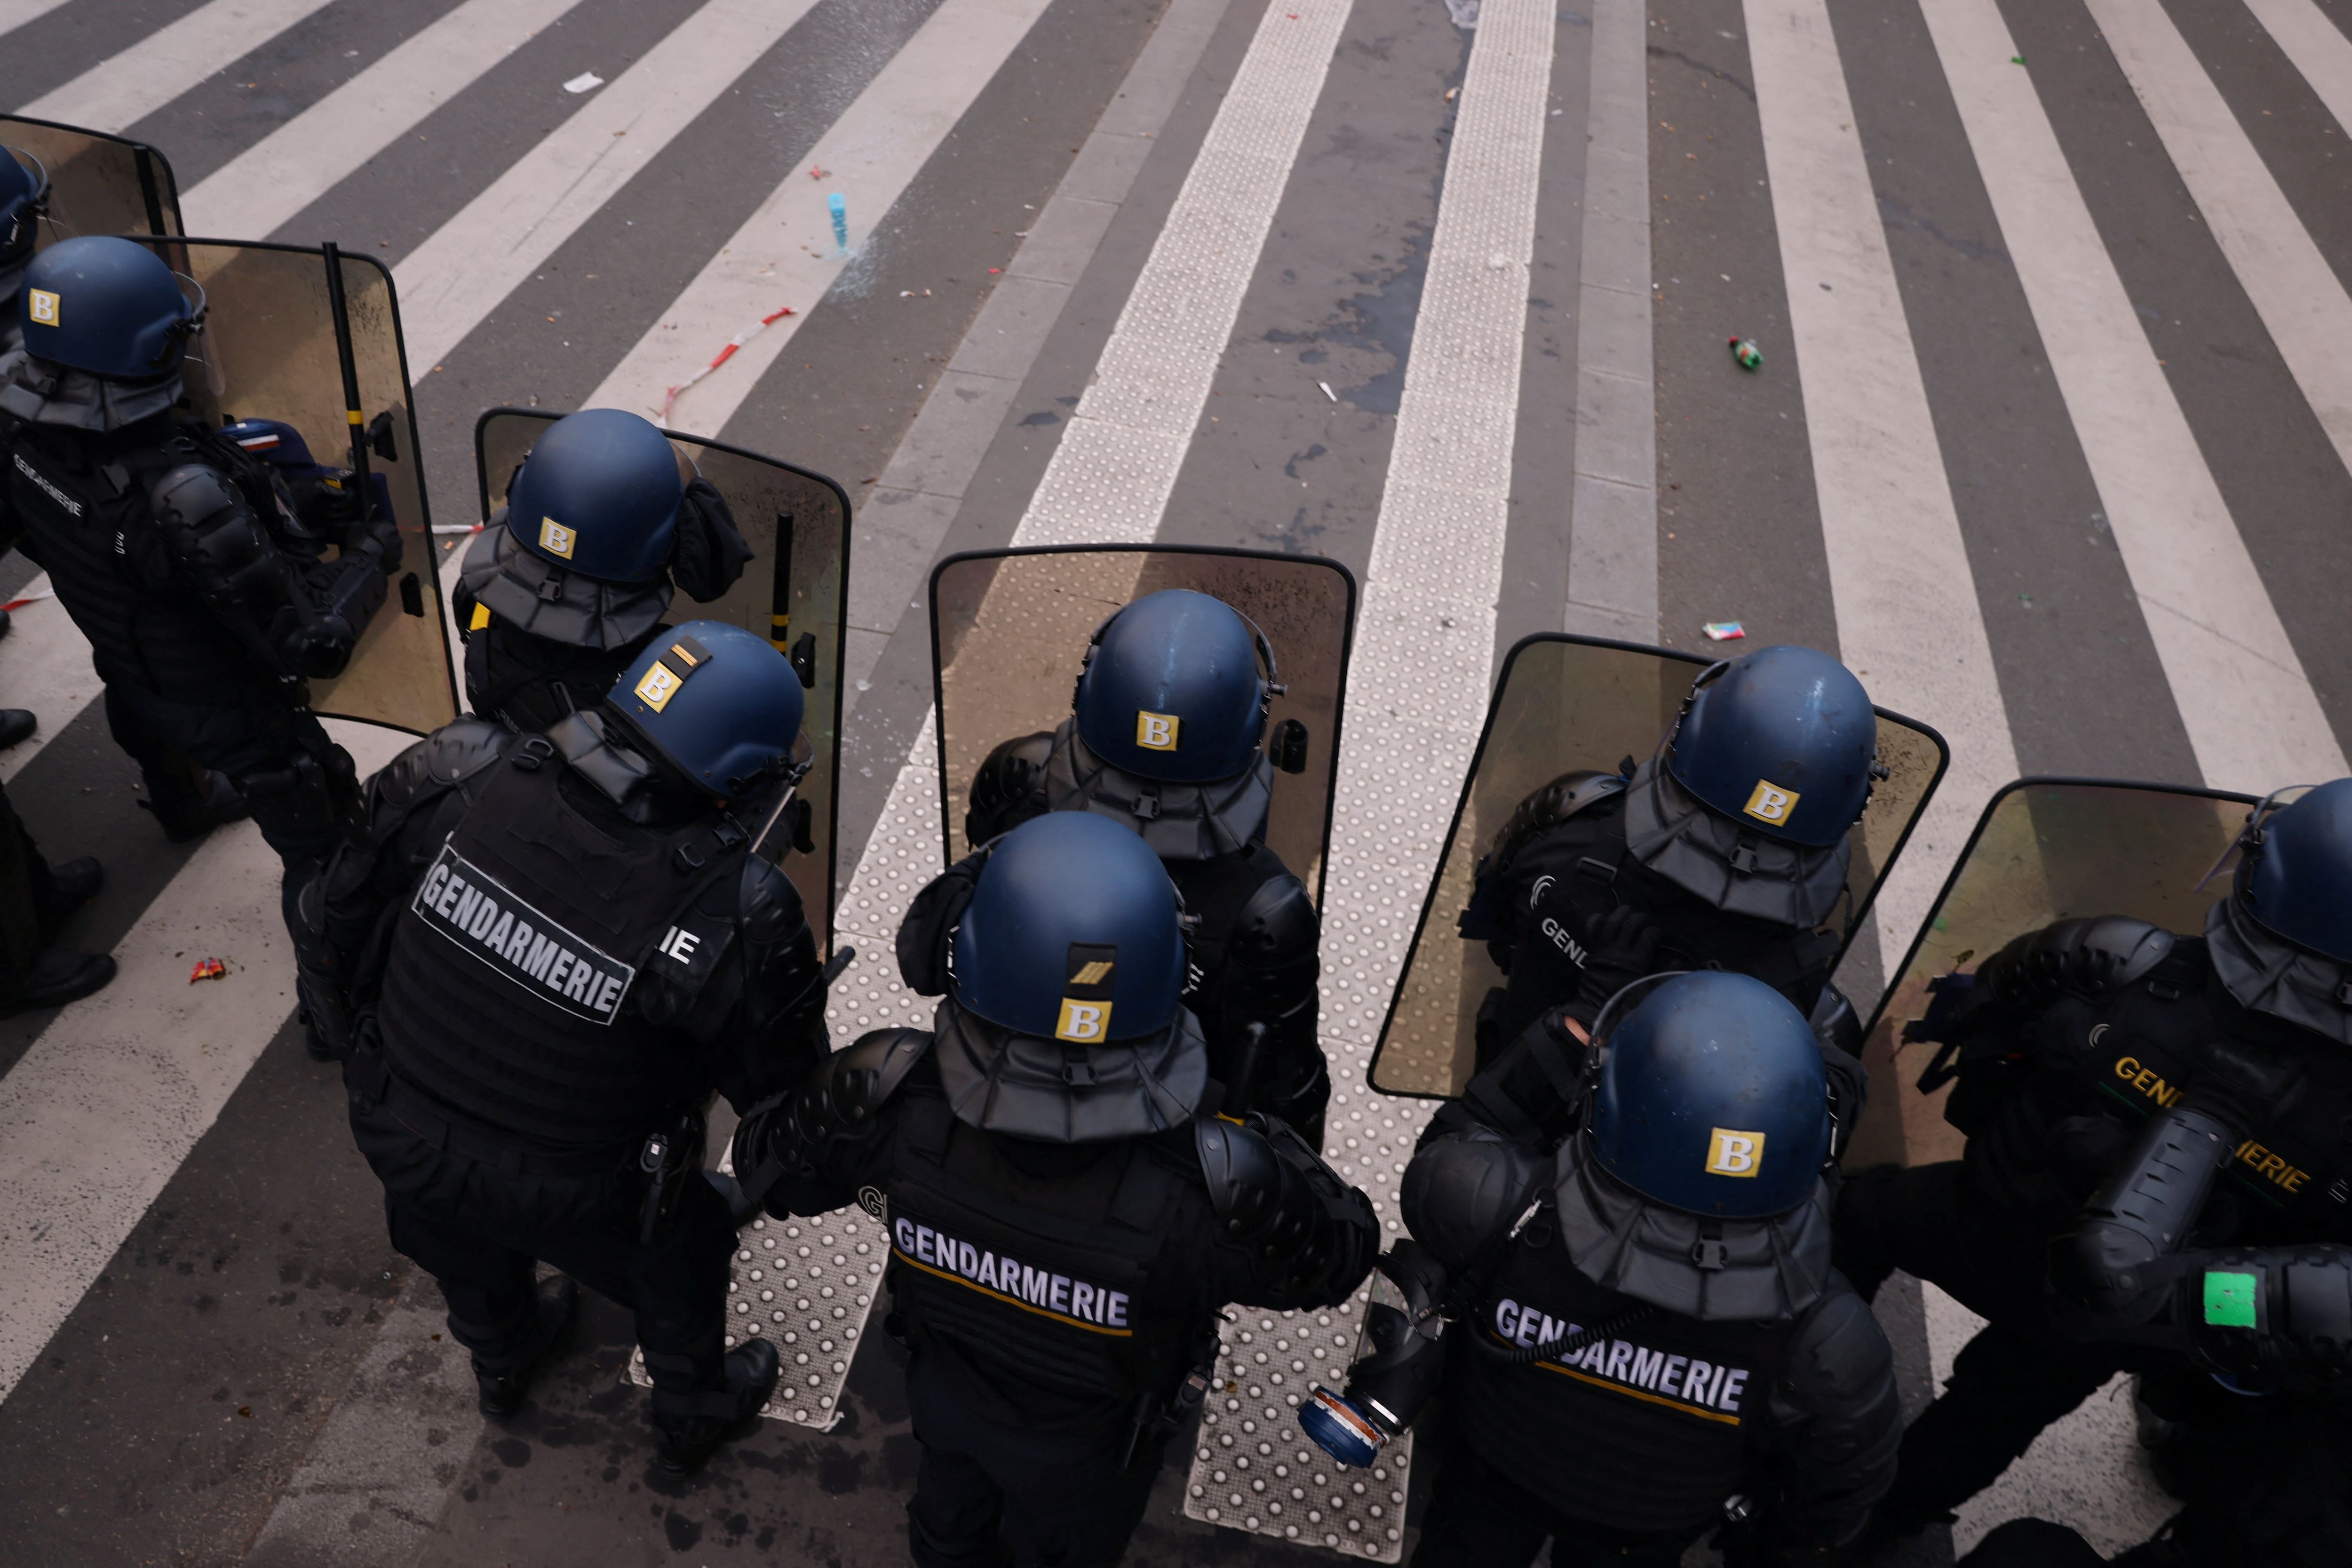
[1572,904,1661,1016]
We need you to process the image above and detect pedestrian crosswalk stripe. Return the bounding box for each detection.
[1743,0,2017,957]
[586,0,1061,432]
[1922,0,2345,792]
[180,0,592,241]
[14,0,342,129]
[391,0,828,374]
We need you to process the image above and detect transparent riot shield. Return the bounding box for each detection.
[1,115,182,250]
[127,238,457,734]
[477,411,851,953]
[1841,779,2261,1172]
[928,546,1357,899]
[1367,634,1950,1099]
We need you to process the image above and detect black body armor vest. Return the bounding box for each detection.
[376,751,749,1151]
[883,1063,1208,1435]
[1470,793,1840,1059]
[1963,939,2352,1246]
[1451,1219,1798,1534]
[6,416,288,704]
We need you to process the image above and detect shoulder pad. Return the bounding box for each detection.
[1400,1127,1543,1272]
[147,461,243,525]
[371,719,517,820]
[1489,769,1627,862]
[833,1027,934,1114]
[1231,870,1319,967]
[1989,915,2176,1006]
[738,854,810,948]
[966,731,1055,844]
[1193,1114,1284,1218]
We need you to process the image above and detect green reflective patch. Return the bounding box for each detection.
[2203,1271,2258,1328]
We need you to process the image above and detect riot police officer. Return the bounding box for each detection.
[1834,780,2352,1558]
[1303,971,1898,1565]
[453,407,750,732]
[731,810,1379,1566]
[1446,645,1880,1150]
[962,589,1331,1142]
[0,235,402,923]
[302,621,826,1472]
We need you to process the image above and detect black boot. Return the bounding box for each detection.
[653,1338,782,1475]
[473,1275,579,1418]
[37,857,102,935]
[141,771,250,843]
[0,947,116,1016]
[0,708,34,749]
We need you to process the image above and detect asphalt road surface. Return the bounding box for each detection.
[1,0,2348,1562]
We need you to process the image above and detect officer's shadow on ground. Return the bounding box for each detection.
[407,1283,1360,1566]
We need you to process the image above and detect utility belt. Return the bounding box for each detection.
[347,1029,705,1239]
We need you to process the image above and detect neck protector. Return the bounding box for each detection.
[462,516,674,653]
[0,348,183,431]
[933,997,1208,1143]
[1551,1136,1834,1321]
[1621,755,1851,929]
[2205,896,2352,1047]
[1041,718,1271,861]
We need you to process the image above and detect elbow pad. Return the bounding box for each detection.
[732,1027,930,1216]
[1196,1112,1379,1303]
[2056,1039,2304,1321]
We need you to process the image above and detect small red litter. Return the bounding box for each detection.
[189,958,226,983]
[658,306,797,422]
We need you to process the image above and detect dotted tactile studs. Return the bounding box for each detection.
[628,1214,888,1428]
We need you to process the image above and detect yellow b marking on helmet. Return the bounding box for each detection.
[1136,710,1179,751]
[1741,779,1799,827]
[634,662,683,712]
[1705,1128,1765,1177]
[27,288,59,326]
[538,517,577,560]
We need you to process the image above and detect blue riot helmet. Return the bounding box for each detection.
[603,620,804,800]
[507,408,685,582]
[1073,589,1275,783]
[1586,971,1830,1218]
[2232,780,2352,963]
[951,812,1187,1042]
[1,146,45,269]
[1666,645,1877,847]
[18,235,205,379]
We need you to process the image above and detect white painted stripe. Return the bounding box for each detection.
[1015,0,1359,546]
[182,0,589,240]
[1742,0,2016,961]
[2087,0,2352,504]
[1921,0,2345,792]
[242,1277,484,1568]
[829,0,1365,1008]
[392,0,824,374]
[15,0,340,130]
[0,0,72,44]
[0,577,99,785]
[1319,0,1557,1055]
[1565,0,1656,641]
[2243,0,2352,143]
[585,0,1059,431]
[0,718,411,1405]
